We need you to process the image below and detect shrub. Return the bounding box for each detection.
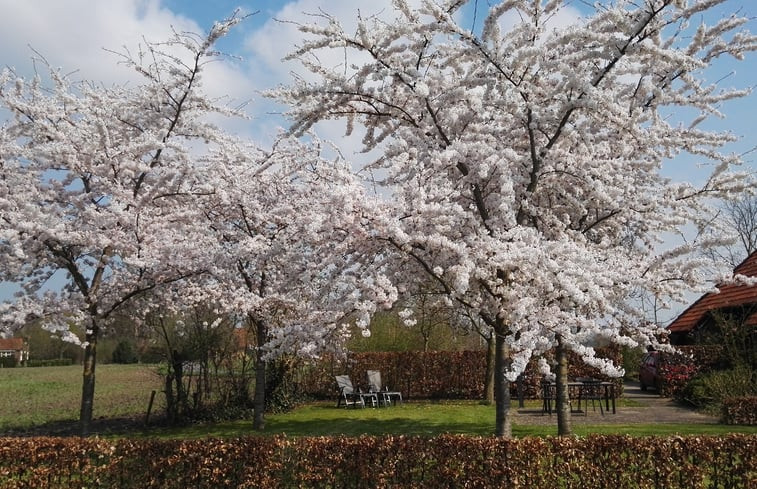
[621,346,644,381]
[0,435,754,488]
[660,360,699,398]
[300,349,622,401]
[721,396,757,425]
[112,340,139,364]
[266,356,309,414]
[0,356,17,368]
[656,346,727,398]
[678,365,756,414]
[26,358,74,367]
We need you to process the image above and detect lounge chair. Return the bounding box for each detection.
[335,375,377,408]
[366,370,403,406]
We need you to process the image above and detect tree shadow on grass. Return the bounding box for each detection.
[0,415,150,438]
[266,416,495,437]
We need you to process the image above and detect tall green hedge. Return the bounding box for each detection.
[0,434,753,488]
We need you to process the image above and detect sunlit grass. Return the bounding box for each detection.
[139,400,757,440]
[1,365,754,440]
[0,364,164,431]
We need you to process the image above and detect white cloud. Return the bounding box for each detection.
[246,0,412,86]
[242,1,401,153]
[0,0,197,83]
[0,0,262,139]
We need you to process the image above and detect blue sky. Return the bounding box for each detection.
[0,0,755,313]
[0,0,753,160]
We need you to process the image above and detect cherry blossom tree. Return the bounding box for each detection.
[0,17,245,434]
[190,134,392,430]
[274,0,756,436]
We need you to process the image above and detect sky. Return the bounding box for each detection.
[0,0,755,317]
[0,0,754,163]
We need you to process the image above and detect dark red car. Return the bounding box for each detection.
[639,351,661,391]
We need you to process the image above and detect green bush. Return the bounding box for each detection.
[0,356,18,368]
[26,358,74,367]
[112,340,139,364]
[679,365,756,414]
[621,346,643,381]
[266,357,309,414]
[140,345,166,364]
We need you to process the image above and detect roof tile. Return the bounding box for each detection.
[668,251,757,332]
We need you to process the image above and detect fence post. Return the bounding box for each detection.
[145,389,156,425]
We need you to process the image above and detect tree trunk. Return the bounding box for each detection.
[493,325,512,437]
[483,333,495,404]
[164,373,176,424]
[252,317,267,431]
[79,320,99,436]
[555,336,573,436]
[172,350,187,416]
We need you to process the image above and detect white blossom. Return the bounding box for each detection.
[274,0,755,382]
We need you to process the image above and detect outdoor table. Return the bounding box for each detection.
[541,380,616,415]
[358,391,380,408]
[378,389,403,406]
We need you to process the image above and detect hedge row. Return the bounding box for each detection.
[0,358,18,368]
[25,359,74,368]
[297,348,622,401]
[0,434,753,488]
[676,345,727,370]
[722,397,757,426]
[658,346,725,397]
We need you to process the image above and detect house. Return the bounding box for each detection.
[667,251,757,346]
[0,337,29,365]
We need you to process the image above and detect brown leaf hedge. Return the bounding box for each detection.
[300,349,623,401]
[0,434,754,488]
[722,397,757,426]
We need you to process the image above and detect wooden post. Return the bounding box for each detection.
[145,390,156,426]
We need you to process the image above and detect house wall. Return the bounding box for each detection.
[0,348,29,364]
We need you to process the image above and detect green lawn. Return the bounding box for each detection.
[1,365,755,439]
[0,364,164,431]
[142,400,757,439]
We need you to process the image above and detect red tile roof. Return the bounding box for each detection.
[668,252,757,333]
[0,338,25,351]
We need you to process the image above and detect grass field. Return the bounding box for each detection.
[1,364,755,439]
[0,364,165,431]
[144,400,757,439]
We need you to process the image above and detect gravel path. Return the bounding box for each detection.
[513,381,719,426]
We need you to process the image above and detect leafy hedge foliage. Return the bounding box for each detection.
[0,434,753,488]
[678,366,756,413]
[25,359,74,368]
[721,397,757,426]
[297,348,622,401]
[0,357,17,368]
[658,346,726,398]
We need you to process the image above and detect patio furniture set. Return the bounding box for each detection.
[541,377,617,415]
[336,371,615,414]
[336,370,403,408]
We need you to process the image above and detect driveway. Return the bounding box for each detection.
[514,381,719,425]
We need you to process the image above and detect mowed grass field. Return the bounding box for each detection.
[1,364,755,438]
[0,364,165,431]
[147,400,757,439]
